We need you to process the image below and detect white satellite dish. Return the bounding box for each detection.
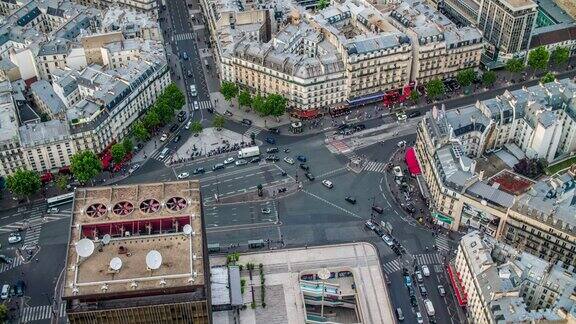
[183,224,192,235]
[146,250,162,270]
[76,238,95,258]
[102,234,111,245]
[109,257,122,271]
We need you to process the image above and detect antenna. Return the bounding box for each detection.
[109,257,122,271]
[76,238,95,258]
[183,224,192,235]
[146,250,162,270]
[102,234,111,245]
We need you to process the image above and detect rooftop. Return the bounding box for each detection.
[63,181,205,299]
[30,80,66,115]
[0,81,19,143]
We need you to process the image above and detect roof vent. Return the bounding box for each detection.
[113,201,134,216]
[166,197,187,211]
[140,198,160,213]
[86,203,107,218]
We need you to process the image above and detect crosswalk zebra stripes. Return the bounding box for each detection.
[414,253,443,266]
[435,234,451,253]
[243,126,262,137]
[23,220,42,248]
[192,100,212,110]
[172,32,195,42]
[382,258,403,275]
[21,303,66,323]
[363,161,389,173]
[0,255,24,274]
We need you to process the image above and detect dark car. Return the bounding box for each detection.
[193,167,205,174]
[213,164,225,171]
[266,147,279,153]
[169,124,179,132]
[250,157,261,163]
[0,255,12,264]
[345,196,357,204]
[410,295,418,307]
[374,227,384,237]
[418,284,427,297]
[173,135,181,143]
[337,124,348,131]
[403,267,409,276]
[299,163,310,171]
[15,280,25,297]
[305,173,315,181]
[296,155,307,162]
[268,127,280,134]
[393,247,402,256]
[372,205,384,214]
[265,155,279,162]
[404,204,416,213]
[408,111,421,118]
[265,137,276,145]
[408,286,415,297]
[354,124,366,131]
[177,110,186,118]
[241,118,252,126]
[207,107,215,114]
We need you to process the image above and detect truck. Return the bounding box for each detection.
[424,299,435,316]
[238,146,260,159]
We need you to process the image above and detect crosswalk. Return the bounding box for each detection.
[382,258,403,274]
[435,234,451,253]
[23,219,42,248]
[21,303,66,323]
[0,255,24,274]
[364,161,389,173]
[172,32,195,42]
[414,253,442,266]
[150,149,173,163]
[243,126,262,137]
[192,100,212,110]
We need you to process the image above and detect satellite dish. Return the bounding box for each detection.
[102,234,111,245]
[76,239,95,258]
[109,257,122,271]
[183,224,192,235]
[146,250,162,270]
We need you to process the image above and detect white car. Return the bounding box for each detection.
[8,233,21,244]
[177,172,190,179]
[47,207,59,214]
[194,101,199,111]
[322,180,333,189]
[416,312,424,324]
[128,164,140,174]
[421,265,430,277]
[160,133,168,142]
[235,159,247,166]
[261,208,271,214]
[396,113,407,122]
[382,235,394,247]
[397,140,407,147]
[185,120,192,130]
[393,166,404,178]
[224,157,235,164]
[283,157,295,165]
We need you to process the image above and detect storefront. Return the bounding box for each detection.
[447,263,468,307]
[432,212,454,229]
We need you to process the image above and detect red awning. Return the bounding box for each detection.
[40,172,53,183]
[405,147,422,176]
[447,263,468,306]
[297,109,318,119]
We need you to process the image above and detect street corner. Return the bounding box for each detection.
[173,127,251,159]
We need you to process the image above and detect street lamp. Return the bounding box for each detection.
[317,268,331,320]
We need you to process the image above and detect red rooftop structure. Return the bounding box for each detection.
[405,147,422,176]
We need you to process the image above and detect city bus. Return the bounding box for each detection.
[46,192,74,208]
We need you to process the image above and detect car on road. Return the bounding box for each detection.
[235,159,247,166]
[266,147,279,153]
[396,112,407,122]
[416,312,424,324]
[265,137,276,144]
[410,295,418,307]
[182,52,189,60]
[261,208,271,214]
[213,163,225,171]
[396,308,404,321]
[393,246,402,256]
[397,140,407,147]
[404,275,412,287]
[177,110,186,118]
[47,207,59,214]
[385,274,391,285]
[169,124,179,132]
[305,173,315,181]
[268,127,280,134]
[177,172,189,179]
[193,101,199,111]
[1,285,9,300]
[0,255,12,264]
[418,284,427,297]
[283,157,294,165]
[8,233,21,244]
[354,124,366,131]
[187,70,193,78]
[296,155,307,162]
[374,227,384,237]
[408,111,421,118]
[421,265,430,277]
[129,164,140,174]
[381,235,394,247]
[393,166,404,177]
[322,180,333,189]
[160,133,168,142]
[265,155,279,162]
[15,280,25,297]
[224,157,235,164]
[185,120,192,129]
[364,220,376,230]
[299,163,309,171]
[371,205,383,214]
[241,118,252,126]
[402,267,409,276]
[250,157,261,163]
[173,135,181,143]
[345,196,357,204]
[189,84,197,97]
[438,285,446,297]
[415,271,423,283]
[193,167,205,174]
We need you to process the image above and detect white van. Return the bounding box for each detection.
[1,284,9,299]
[158,148,170,160]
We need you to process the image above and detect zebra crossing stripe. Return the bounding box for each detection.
[364,161,389,173]
[243,126,261,137]
[22,305,53,322]
[174,33,195,41]
[382,259,402,274]
[0,257,23,274]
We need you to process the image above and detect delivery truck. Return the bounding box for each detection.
[238,146,260,159]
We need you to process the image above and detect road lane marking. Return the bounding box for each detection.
[302,190,361,219]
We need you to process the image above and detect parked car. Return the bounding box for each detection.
[128,164,140,174]
[354,124,366,131]
[393,166,404,177]
[305,173,315,181]
[160,133,168,142]
[224,157,235,164]
[408,111,421,118]
[15,280,25,297]
[268,127,280,134]
[364,220,376,230]
[296,155,307,162]
[177,172,189,179]
[213,163,225,171]
[169,124,179,132]
[235,159,247,166]
[322,180,333,189]
[397,140,407,147]
[266,147,279,153]
[438,285,446,297]
[265,137,276,144]
[345,196,356,204]
[416,312,424,324]
[299,163,310,171]
[265,155,279,162]
[283,157,295,165]
[241,118,252,126]
[396,308,404,321]
[410,295,418,307]
[47,207,59,214]
[185,120,192,129]
[418,284,427,297]
[261,208,271,214]
[371,205,383,214]
[421,265,430,277]
[250,157,261,163]
[8,233,21,244]
[193,167,205,175]
[1,285,9,300]
[415,271,424,283]
[0,255,12,264]
[382,235,394,247]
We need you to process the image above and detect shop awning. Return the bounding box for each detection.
[405,147,421,176]
[297,109,318,119]
[447,263,468,307]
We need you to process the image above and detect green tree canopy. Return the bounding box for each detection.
[252,94,266,116]
[456,69,477,87]
[154,101,173,125]
[528,46,550,71]
[132,121,150,141]
[122,138,133,154]
[425,79,445,100]
[317,0,329,9]
[540,72,556,84]
[163,83,185,110]
[550,46,569,66]
[266,94,287,117]
[143,110,161,129]
[482,71,497,87]
[71,150,102,184]
[111,143,126,164]
[238,90,252,109]
[0,304,7,321]
[190,121,203,134]
[213,115,226,129]
[55,174,69,191]
[409,90,420,104]
[6,169,41,200]
[221,81,239,102]
[505,58,525,74]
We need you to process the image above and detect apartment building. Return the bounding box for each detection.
[30,80,67,119]
[71,0,157,15]
[452,231,576,323]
